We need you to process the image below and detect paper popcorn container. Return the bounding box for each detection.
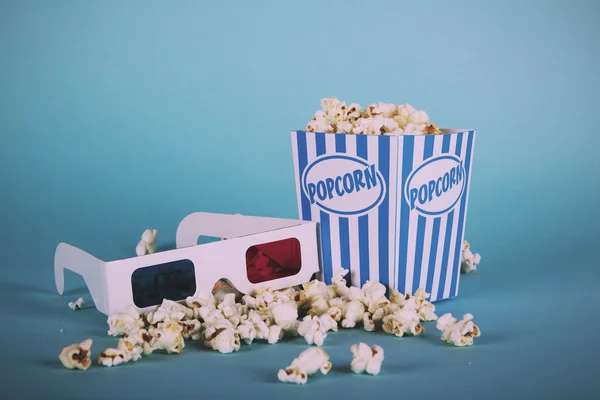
[290,129,476,302]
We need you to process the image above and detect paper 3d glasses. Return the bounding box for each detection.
[54,212,320,316]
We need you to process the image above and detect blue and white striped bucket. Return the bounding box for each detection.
[290,129,476,302]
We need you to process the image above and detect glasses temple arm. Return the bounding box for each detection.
[54,242,109,315]
[176,212,306,248]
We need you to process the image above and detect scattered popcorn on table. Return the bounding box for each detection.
[98,348,129,367]
[267,324,284,344]
[297,315,328,346]
[382,308,425,337]
[68,297,85,310]
[129,329,154,356]
[270,300,300,334]
[147,299,192,324]
[135,228,158,256]
[248,310,271,342]
[149,321,185,354]
[278,367,308,384]
[318,313,338,332]
[210,326,242,353]
[305,97,444,136]
[413,288,438,321]
[461,240,482,273]
[117,336,143,362]
[389,288,438,322]
[60,246,485,370]
[202,318,240,353]
[186,292,217,309]
[350,343,384,375]
[59,338,93,370]
[278,347,332,384]
[372,304,399,324]
[237,316,257,345]
[331,268,350,298]
[107,305,145,337]
[361,281,391,314]
[179,319,203,341]
[436,313,481,347]
[362,312,376,332]
[341,300,366,328]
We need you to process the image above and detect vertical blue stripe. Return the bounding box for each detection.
[411,217,427,294]
[319,211,333,285]
[441,131,463,297]
[411,136,435,295]
[436,210,454,300]
[315,133,326,155]
[315,133,333,284]
[320,212,332,284]
[334,134,351,283]
[356,135,370,287]
[430,134,452,299]
[450,131,474,296]
[335,134,346,153]
[423,135,435,159]
[455,132,464,158]
[296,131,311,221]
[436,132,463,300]
[339,218,350,282]
[442,133,451,153]
[425,218,441,296]
[378,136,390,291]
[397,135,414,294]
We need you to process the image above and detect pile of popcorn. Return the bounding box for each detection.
[305,97,444,135]
[59,228,483,380]
[59,267,481,375]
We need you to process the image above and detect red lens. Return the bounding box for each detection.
[246,238,302,284]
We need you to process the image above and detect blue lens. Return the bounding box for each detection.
[131,259,196,308]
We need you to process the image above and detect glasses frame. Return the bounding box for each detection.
[54,212,321,316]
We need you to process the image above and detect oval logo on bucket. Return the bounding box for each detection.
[404,155,466,216]
[301,155,386,216]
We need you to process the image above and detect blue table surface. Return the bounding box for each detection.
[1,240,599,400]
[2,1,600,398]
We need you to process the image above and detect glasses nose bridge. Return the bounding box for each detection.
[186,253,234,298]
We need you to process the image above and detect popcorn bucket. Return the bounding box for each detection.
[290,129,476,302]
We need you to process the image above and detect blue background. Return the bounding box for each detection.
[1,0,599,398]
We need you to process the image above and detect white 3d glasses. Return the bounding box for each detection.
[54,212,320,316]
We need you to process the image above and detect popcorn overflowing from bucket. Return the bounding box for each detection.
[305,97,443,135]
